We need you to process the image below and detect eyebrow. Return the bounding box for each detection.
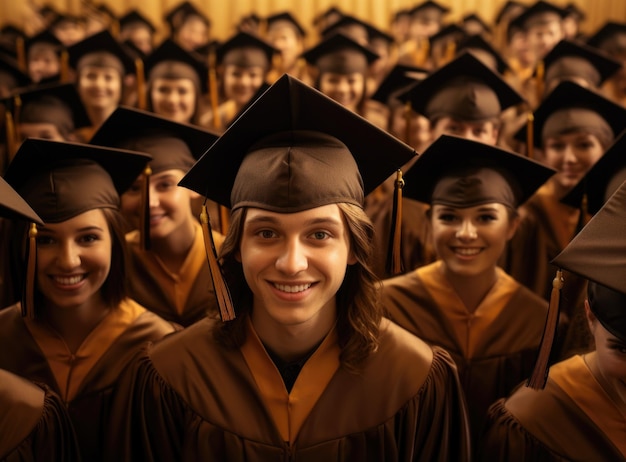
[38,226,105,233]
[246,215,342,227]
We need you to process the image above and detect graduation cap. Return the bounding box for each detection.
[145,39,209,93]
[266,12,307,37]
[561,129,626,214]
[409,1,450,21]
[0,24,27,60]
[0,52,30,88]
[25,30,64,55]
[90,106,219,249]
[457,34,509,74]
[529,178,626,389]
[67,29,135,75]
[494,1,526,25]
[9,82,91,138]
[563,3,586,21]
[586,21,626,55]
[0,177,42,224]
[50,13,86,28]
[4,138,151,318]
[179,75,416,317]
[399,51,524,122]
[312,7,343,27]
[542,39,621,89]
[302,32,379,75]
[510,0,566,30]
[164,1,210,30]
[321,14,393,45]
[429,23,468,59]
[119,9,156,33]
[370,64,428,107]
[215,31,276,70]
[462,13,492,36]
[515,80,626,148]
[402,134,555,207]
[553,181,626,342]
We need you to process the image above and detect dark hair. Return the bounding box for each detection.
[8,207,129,316]
[213,202,382,372]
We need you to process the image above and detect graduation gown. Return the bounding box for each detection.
[478,355,626,461]
[499,185,592,358]
[0,300,176,462]
[0,370,80,461]
[126,222,225,326]
[108,316,471,461]
[382,261,548,442]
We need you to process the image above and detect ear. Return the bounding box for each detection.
[584,299,597,332]
[347,250,357,266]
[505,213,521,241]
[234,248,242,262]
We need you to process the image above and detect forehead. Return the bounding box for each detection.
[431,202,508,212]
[39,208,108,230]
[243,203,345,225]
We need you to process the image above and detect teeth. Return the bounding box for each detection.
[274,283,312,293]
[455,248,481,256]
[55,275,84,285]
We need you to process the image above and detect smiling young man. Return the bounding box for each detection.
[108,74,471,461]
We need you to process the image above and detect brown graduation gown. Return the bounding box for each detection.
[126,223,224,326]
[0,300,176,461]
[108,316,471,461]
[478,355,626,461]
[0,370,80,461]
[382,261,548,442]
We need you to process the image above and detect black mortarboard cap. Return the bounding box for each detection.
[515,80,626,148]
[312,7,343,27]
[409,1,450,20]
[370,64,428,106]
[266,12,307,37]
[25,30,64,54]
[561,130,626,214]
[145,39,209,93]
[494,1,526,25]
[164,1,210,29]
[564,3,586,20]
[543,39,621,88]
[90,105,219,171]
[321,14,393,45]
[0,53,30,87]
[302,32,379,74]
[402,134,555,207]
[119,9,156,33]
[429,23,468,52]
[0,177,42,224]
[179,74,416,211]
[510,1,566,30]
[552,180,626,341]
[215,31,276,70]
[11,82,91,135]
[399,51,523,121]
[462,13,492,35]
[50,13,86,28]
[457,34,509,74]
[4,138,151,223]
[67,29,135,75]
[586,21,626,55]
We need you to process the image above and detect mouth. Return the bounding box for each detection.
[272,282,313,293]
[149,213,165,224]
[52,274,86,286]
[452,247,483,257]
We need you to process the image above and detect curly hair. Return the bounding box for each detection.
[213,202,382,372]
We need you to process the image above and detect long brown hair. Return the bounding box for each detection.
[213,202,382,372]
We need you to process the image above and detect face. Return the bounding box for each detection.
[52,21,86,46]
[121,169,195,242]
[586,301,626,402]
[150,77,196,123]
[509,30,535,67]
[78,65,122,111]
[541,131,605,196]
[222,65,265,107]
[266,26,302,69]
[390,107,431,152]
[122,26,153,56]
[238,204,355,329]
[409,17,440,40]
[175,16,208,51]
[319,72,365,113]
[36,209,112,311]
[431,202,518,279]
[432,117,499,145]
[527,20,564,60]
[18,123,66,142]
[27,47,60,83]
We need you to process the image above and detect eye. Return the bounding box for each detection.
[79,234,100,244]
[310,231,330,240]
[36,235,55,245]
[437,213,457,222]
[257,229,277,239]
[477,213,497,223]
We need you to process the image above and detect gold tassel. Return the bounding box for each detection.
[208,48,222,131]
[60,50,70,83]
[5,109,17,161]
[415,37,430,67]
[135,58,147,110]
[526,111,534,159]
[444,40,456,65]
[404,100,412,145]
[219,204,230,235]
[386,170,404,275]
[22,223,38,320]
[200,203,235,321]
[535,60,544,104]
[16,36,26,72]
[140,165,152,251]
[527,269,563,390]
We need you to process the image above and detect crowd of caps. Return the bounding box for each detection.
[0,0,625,461]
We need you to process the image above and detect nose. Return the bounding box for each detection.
[57,241,81,270]
[562,144,578,164]
[275,238,308,275]
[148,184,160,208]
[456,219,477,241]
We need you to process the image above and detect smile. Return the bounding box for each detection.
[53,274,85,285]
[453,247,482,256]
[273,283,312,293]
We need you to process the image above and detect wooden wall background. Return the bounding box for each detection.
[1,0,625,47]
